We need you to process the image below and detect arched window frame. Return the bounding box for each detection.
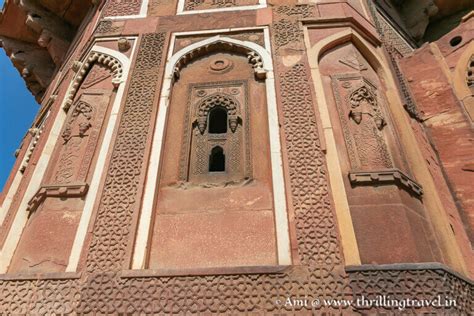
[135,33,291,269]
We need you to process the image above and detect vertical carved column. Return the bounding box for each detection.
[85,33,166,272]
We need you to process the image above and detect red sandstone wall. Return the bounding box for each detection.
[400,18,474,247]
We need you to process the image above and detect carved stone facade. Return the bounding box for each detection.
[0,0,473,314]
[183,0,259,12]
[103,0,143,17]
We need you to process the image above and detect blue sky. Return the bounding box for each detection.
[0,45,39,190]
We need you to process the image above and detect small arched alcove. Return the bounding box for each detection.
[209,146,225,172]
[208,106,228,134]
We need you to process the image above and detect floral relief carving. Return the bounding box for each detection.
[332,76,393,170]
[61,101,93,143]
[349,85,386,130]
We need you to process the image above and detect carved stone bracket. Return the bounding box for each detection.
[349,168,423,196]
[64,52,123,111]
[247,51,266,79]
[27,183,89,213]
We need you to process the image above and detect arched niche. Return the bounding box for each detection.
[136,34,291,270]
[315,29,443,266]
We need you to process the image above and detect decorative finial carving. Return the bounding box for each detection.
[118,37,131,52]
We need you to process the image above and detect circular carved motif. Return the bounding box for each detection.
[209,58,233,73]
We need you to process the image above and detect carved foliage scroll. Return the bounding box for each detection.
[85,33,166,272]
[44,64,113,186]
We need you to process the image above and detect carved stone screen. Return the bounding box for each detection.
[148,51,278,269]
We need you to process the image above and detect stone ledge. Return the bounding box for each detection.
[348,168,423,196]
[121,265,290,278]
[27,182,89,212]
[0,271,81,280]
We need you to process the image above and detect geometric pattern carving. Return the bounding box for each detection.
[279,63,344,267]
[273,19,302,49]
[103,0,142,17]
[272,5,313,50]
[85,33,166,272]
[0,266,471,313]
[347,265,473,314]
[367,2,422,121]
[0,37,472,314]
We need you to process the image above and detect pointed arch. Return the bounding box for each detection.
[308,28,386,79]
[134,30,292,269]
[64,46,129,111]
[167,35,272,80]
[304,26,391,267]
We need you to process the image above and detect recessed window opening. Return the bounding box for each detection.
[209,146,225,172]
[208,106,227,134]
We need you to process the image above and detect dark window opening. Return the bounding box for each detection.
[208,107,227,134]
[450,36,462,47]
[209,146,225,172]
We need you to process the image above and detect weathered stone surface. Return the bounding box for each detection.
[0,0,472,314]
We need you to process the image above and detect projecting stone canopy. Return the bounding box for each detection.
[377,0,474,42]
[0,0,94,101]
